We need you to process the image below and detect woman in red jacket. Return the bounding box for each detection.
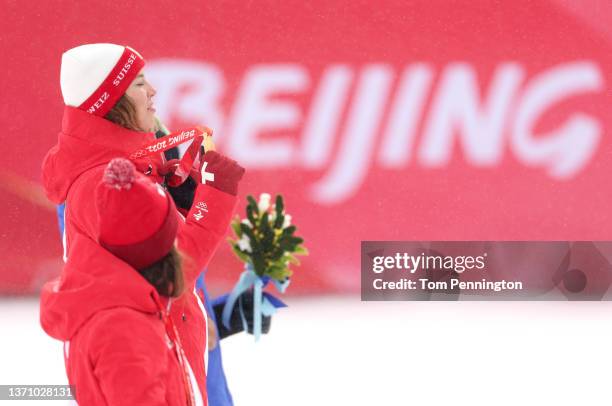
[42,158,212,405]
[41,43,244,402]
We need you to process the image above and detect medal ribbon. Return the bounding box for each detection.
[129,126,212,187]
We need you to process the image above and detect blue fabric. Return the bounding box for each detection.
[196,272,234,406]
[56,205,234,406]
[56,203,65,237]
[220,265,287,341]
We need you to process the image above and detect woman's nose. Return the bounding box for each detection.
[146,81,157,97]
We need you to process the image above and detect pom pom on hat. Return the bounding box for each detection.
[103,158,136,190]
[95,158,178,269]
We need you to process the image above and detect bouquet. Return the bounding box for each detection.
[222,193,307,340]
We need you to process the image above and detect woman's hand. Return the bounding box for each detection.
[199,151,245,196]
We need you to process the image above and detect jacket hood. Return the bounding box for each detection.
[42,106,160,204]
[40,234,167,341]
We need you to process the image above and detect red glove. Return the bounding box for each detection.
[200,151,245,196]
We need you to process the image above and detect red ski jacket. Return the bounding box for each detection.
[41,235,201,405]
[41,106,237,402]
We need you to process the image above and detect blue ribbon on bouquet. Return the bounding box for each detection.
[220,263,289,341]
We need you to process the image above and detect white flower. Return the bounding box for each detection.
[241,219,251,227]
[283,214,292,228]
[237,234,252,253]
[258,193,271,212]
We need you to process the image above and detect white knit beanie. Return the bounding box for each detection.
[60,43,145,116]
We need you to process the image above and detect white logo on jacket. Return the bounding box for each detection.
[193,202,208,221]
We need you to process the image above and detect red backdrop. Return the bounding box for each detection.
[1,0,611,295]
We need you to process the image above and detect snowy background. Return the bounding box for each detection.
[2,1,612,405]
[2,296,611,405]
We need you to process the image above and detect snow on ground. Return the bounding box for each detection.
[1,296,611,405]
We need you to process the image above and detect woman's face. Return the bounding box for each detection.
[124,69,157,132]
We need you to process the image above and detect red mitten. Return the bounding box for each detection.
[200,151,245,196]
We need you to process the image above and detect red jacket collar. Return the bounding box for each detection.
[42,107,163,203]
[61,106,155,152]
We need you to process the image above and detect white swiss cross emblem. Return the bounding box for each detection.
[201,161,215,184]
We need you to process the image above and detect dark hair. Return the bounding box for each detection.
[104,94,141,131]
[138,246,184,298]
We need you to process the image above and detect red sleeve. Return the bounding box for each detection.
[87,309,169,406]
[177,184,237,288]
[67,165,237,289]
